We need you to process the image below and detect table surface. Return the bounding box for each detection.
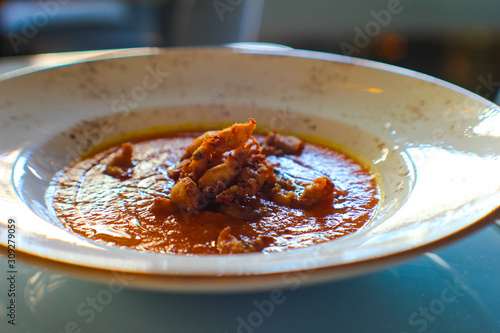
[1,51,500,333]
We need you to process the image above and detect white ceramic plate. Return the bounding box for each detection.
[2,47,500,292]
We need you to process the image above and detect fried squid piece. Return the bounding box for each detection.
[181,119,256,181]
[103,142,135,180]
[216,163,274,205]
[149,197,178,217]
[181,130,217,160]
[170,177,206,214]
[270,175,341,208]
[198,154,242,189]
[262,131,304,156]
[216,227,273,254]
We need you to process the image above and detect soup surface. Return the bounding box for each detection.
[50,120,379,255]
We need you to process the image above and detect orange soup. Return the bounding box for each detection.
[50,120,379,255]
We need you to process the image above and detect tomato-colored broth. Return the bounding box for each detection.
[51,132,379,255]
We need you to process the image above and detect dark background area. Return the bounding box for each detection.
[1,0,500,100]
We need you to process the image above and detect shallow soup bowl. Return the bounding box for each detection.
[1,46,500,292]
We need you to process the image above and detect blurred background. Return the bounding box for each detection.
[1,0,500,99]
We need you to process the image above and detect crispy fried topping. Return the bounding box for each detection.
[103,142,134,180]
[159,119,345,253]
[262,131,304,156]
[216,227,274,254]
